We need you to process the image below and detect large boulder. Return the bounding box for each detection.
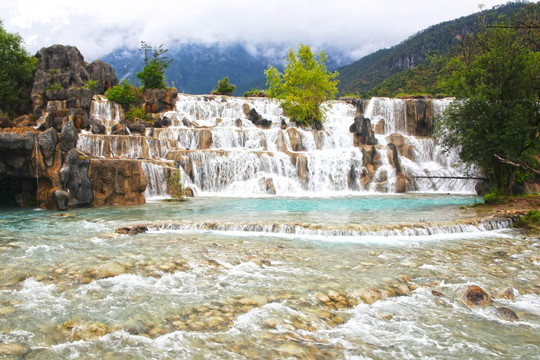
[247,108,272,129]
[0,130,36,177]
[60,121,78,153]
[405,99,433,136]
[88,159,147,206]
[85,59,119,94]
[350,115,378,146]
[143,88,178,113]
[59,149,93,206]
[37,128,58,168]
[462,285,491,307]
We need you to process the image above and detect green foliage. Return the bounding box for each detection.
[136,41,172,90]
[243,89,264,97]
[338,2,529,96]
[367,53,449,97]
[86,79,98,90]
[105,80,143,107]
[515,210,540,232]
[212,76,235,95]
[45,83,63,91]
[437,14,540,193]
[483,190,506,205]
[166,170,185,199]
[0,20,37,116]
[265,44,339,128]
[125,106,150,122]
[49,68,59,75]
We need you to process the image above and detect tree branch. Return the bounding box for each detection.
[494,153,540,176]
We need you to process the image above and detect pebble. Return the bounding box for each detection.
[358,288,384,305]
[264,318,278,329]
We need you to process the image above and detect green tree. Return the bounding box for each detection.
[212,76,235,95]
[437,20,540,193]
[0,20,37,116]
[136,42,172,90]
[265,44,339,128]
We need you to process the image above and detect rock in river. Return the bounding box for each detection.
[463,285,491,307]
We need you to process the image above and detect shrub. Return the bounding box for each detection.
[212,76,235,95]
[86,79,98,90]
[105,79,143,107]
[483,191,506,205]
[166,170,185,199]
[244,89,265,97]
[45,83,63,91]
[126,106,150,122]
[515,210,540,231]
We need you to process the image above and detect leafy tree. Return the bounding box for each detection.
[437,18,540,193]
[212,76,235,95]
[136,42,172,90]
[105,79,143,107]
[265,44,339,128]
[0,20,37,116]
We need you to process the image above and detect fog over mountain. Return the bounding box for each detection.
[102,42,355,95]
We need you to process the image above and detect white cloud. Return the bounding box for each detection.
[1,0,513,61]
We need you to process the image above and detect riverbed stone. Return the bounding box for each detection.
[358,287,384,305]
[90,262,126,279]
[495,307,519,322]
[496,288,515,302]
[463,285,491,307]
[315,292,331,304]
[0,343,25,356]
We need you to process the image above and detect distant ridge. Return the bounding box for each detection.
[337,2,528,96]
[101,43,352,96]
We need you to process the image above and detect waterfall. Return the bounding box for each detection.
[141,162,169,199]
[89,95,121,133]
[81,94,475,196]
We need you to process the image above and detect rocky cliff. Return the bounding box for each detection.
[0,45,155,209]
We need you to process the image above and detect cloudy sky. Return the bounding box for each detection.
[2,0,513,61]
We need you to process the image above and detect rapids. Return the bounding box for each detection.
[1,197,539,359]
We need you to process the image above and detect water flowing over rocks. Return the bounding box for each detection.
[3,45,538,209]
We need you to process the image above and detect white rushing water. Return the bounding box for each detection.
[78,95,476,197]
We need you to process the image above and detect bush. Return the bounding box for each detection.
[166,170,185,199]
[126,106,150,122]
[45,83,63,91]
[515,210,540,231]
[483,190,506,205]
[105,80,143,107]
[212,76,235,95]
[244,89,265,97]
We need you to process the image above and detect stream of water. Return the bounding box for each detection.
[1,195,539,359]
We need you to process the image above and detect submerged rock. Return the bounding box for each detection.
[463,285,491,307]
[496,288,515,302]
[495,307,519,322]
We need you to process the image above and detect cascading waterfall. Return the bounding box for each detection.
[141,162,169,199]
[79,94,476,197]
[89,95,121,132]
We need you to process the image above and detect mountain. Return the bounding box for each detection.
[101,43,354,96]
[337,2,529,96]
